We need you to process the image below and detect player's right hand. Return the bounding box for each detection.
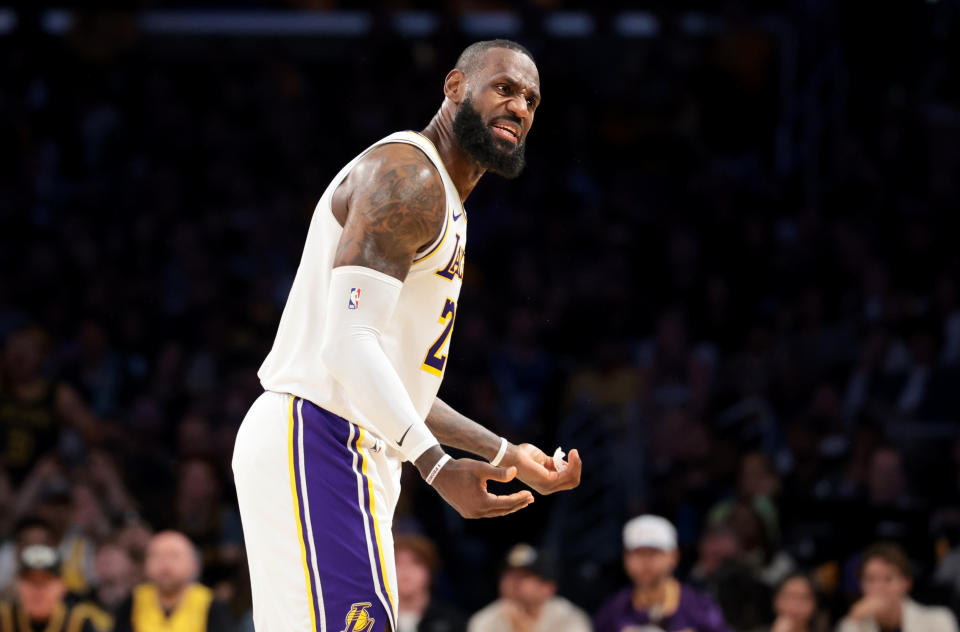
[417,447,534,519]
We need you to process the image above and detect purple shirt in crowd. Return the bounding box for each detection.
[594,583,731,632]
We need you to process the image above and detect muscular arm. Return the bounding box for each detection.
[320,143,533,517]
[321,143,447,466]
[332,143,445,279]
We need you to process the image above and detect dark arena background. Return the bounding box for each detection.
[2,2,960,632]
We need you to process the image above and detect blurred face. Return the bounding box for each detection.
[17,572,65,621]
[452,48,540,178]
[499,567,520,601]
[697,532,740,576]
[395,548,430,604]
[3,330,47,381]
[624,548,677,589]
[861,558,910,606]
[739,453,780,498]
[145,533,198,594]
[500,569,554,610]
[95,545,138,609]
[179,461,219,504]
[867,450,905,505]
[775,577,816,623]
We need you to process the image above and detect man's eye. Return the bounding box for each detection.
[496,84,510,94]
[526,97,536,107]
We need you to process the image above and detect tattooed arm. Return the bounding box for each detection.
[426,398,582,495]
[332,143,446,280]
[324,143,534,518]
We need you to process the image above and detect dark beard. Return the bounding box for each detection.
[452,97,526,179]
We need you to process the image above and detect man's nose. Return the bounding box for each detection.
[505,94,529,120]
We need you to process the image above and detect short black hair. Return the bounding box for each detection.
[455,39,535,77]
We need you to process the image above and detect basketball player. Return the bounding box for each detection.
[232,40,582,632]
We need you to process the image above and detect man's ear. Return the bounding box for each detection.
[444,69,466,104]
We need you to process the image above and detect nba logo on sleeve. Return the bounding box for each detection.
[348,288,361,310]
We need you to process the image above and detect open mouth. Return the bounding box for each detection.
[490,122,520,144]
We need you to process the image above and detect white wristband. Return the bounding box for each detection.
[425,454,452,486]
[490,437,508,467]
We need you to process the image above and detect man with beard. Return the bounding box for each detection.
[113,531,232,632]
[594,516,730,632]
[233,39,582,632]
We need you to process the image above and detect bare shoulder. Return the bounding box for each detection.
[333,142,447,279]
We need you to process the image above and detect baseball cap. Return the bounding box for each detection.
[502,544,555,581]
[623,515,677,552]
[18,545,61,576]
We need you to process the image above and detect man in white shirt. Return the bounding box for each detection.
[468,544,592,632]
[837,542,958,632]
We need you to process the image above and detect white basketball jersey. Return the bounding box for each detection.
[258,131,467,447]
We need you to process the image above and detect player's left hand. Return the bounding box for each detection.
[506,443,581,495]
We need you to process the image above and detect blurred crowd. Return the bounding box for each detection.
[2,2,960,631]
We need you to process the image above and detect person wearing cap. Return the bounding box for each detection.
[467,543,592,632]
[0,544,108,632]
[112,531,232,632]
[837,542,958,632]
[394,534,466,632]
[594,515,730,632]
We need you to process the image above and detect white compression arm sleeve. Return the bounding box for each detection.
[320,265,440,463]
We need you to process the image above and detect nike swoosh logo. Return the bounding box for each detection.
[397,425,413,446]
[452,208,462,221]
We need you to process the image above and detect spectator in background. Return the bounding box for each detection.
[468,544,591,632]
[837,542,958,632]
[0,327,103,483]
[175,458,243,584]
[689,526,742,589]
[594,515,730,632]
[864,447,913,509]
[8,458,99,596]
[849,449,927,560]
[708,451,782,545]
[92,543,139,616]
[0,517,57,594]
[769,573,827,632]
[689,524,771,631]
[113,531,232,632]
[395,534,466,632]
[0,544,109,632]
[113,521,153,572]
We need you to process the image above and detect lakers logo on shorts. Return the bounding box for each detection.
[341,602,375,632]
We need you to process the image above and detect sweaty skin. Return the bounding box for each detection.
[329,47,580,517]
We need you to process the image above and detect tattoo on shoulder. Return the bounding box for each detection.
[366,164,444,233]
[334,160,445,277]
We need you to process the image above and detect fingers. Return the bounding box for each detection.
[481,463,518,484]
[539,448,582,493]
[556,448,582,488]
[478,489,534,518]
